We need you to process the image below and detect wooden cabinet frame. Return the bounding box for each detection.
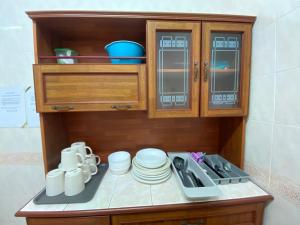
[147,21,201,118]
[201,22,252,117]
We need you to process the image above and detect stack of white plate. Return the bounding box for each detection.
[131,148,171,184]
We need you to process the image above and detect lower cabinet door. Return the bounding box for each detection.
[206,212,254,225]
[27,216,110,225]
[112,211,206,225]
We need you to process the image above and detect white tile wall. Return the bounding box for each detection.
[248,75,275,122]
[245,1,300,225]
[276,8,300,71]
[275,68,300,126]
[0,0,300,225]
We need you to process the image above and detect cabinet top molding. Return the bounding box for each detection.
[26,11,256,23]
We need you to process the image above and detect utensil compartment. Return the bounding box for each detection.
[168,152,221,199]
[201,154,250,184]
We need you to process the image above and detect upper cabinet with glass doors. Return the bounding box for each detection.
[147,21,200,118]
[201,22,252,117]
[147,21,252,118]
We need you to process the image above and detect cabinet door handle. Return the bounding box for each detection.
[194,62,199,82]
[204,62,209,82]
[51,105,74,111]
[111,105,132,110]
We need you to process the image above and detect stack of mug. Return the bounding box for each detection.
[46,142,101,197]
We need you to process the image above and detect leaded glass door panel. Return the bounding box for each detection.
[201,22,252,117]
[147,21,200,118]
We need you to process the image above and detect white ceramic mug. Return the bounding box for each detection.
[79,163,97,183]
[71,142,93,158]
[60,147,85,171]
[46,169,64,196]
[64,168,88,196]
[85,154,100,173]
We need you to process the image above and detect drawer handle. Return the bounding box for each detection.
[194,61,199,82]
[51,105,74,111]
[204,62,209,82]
[181,219,205,225]
[111,105,132,110]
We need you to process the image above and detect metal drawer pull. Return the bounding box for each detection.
[51,105,74,111]
[204,62,209,82]
[194,62,199,82]
[181,219,205,225]
[111,105,132,110]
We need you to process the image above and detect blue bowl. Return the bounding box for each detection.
[104,40,145,64]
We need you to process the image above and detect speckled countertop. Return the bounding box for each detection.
[19,168,269,213]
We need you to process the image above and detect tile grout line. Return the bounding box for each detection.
[268,21,277,188]
[150,184,153,206]
[276,66,300,74]
[276,4,300,20]
[107,176,118,208]
[247,119,300,129]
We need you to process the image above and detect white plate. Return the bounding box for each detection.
[135,148,167,168]
[132,157,171,175]
[131,170,172,184]
[132,167,171,180]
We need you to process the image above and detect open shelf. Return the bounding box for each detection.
[39,55,147,64]
[35,17,146,64]
[39,56,147,60]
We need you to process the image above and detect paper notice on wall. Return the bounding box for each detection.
[25,87,40,127]
[0,87,26,127]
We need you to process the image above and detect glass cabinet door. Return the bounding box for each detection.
[201,22,252,117]
[156,32,191,109]
[147,21,200,118]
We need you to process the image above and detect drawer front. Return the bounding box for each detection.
[27,216,109,225]
[34,64,146,112]
[112,211,206,225]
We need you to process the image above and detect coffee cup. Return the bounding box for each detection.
[46,169,64,196]
[64,168,88,196]
[60,147,85,171]
[71,142,93,158]
[79,163,97,183]
[85,154,100,173]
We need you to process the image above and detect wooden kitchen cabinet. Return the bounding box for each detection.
[16,10,272,225]
[200,22,252,117]
[147,21,200,118]
[33,64,146,112]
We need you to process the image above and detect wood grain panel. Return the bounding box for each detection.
[27,11,256,23]
[44,74,138,103]
[219,117,245,168]
[61,111,220,163]
[111,204,258,225]
[27,216,109,225]
[34,64,146,112]
[39,113,68,172]
[206,212,254,225]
